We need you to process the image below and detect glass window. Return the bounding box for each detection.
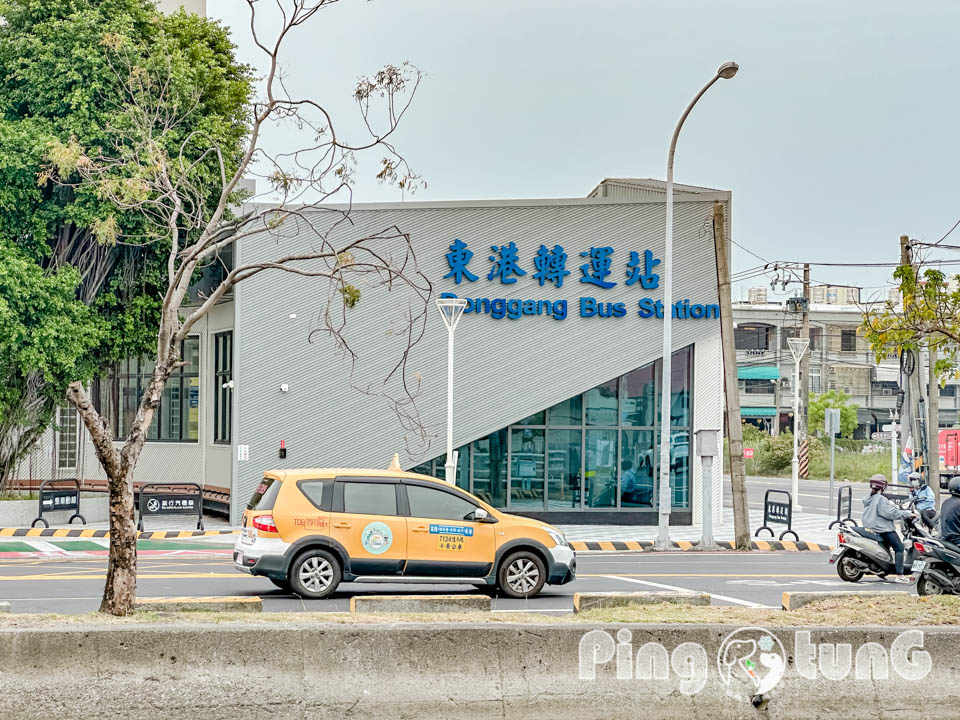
[841,329,857,351]
[409,462,432,476]
[299,480,333,511]
[621,430,655,507]
[406,485,477,521]
[434,446,469,490]
[510,427,544,510]
[515,411,545,426]
[56,407,79,469]
[670,429,691,508]
[342,482,397,516]
[472,429,507,508]
[584,429,617,508]
[214,332,232,444]
[585,378,618,426]
[548,429,581,510]
[98,337,201,442]
[735,324,771,350]
[548,396,581,426]
[247,477,281,511]
[669,346,691,428]
[622,363,656,426]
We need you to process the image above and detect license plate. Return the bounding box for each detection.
[912,560,926,572]
[235,552,243,565]
[831,547,843,556]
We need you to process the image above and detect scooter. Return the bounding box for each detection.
[910,536,960,595]
[829,498,930,582]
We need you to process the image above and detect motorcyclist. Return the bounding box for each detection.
[941,477,960,547]
[908,472,937,530]
[862,474,915,583]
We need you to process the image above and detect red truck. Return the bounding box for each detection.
[938,428,960,489]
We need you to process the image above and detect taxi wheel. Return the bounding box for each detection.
[290,549,341,599]
[498,551,546,599]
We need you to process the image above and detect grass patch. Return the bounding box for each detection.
[0,595,958,628]
[0,493,38,501]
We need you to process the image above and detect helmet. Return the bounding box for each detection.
[909,472,924,489]
[869,474,888,492]
[949,477,960,495]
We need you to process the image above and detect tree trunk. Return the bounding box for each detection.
[101,465,138,615]
[67,354,174,616]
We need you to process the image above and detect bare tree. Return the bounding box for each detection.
[46,0,431,615]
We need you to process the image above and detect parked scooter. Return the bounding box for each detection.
[829,496,931,583]
[911,536,960,595]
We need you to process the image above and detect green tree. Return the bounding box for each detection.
[43,0,428,616]
[808,390,859,439]
[862,263,959,381]
[0,0,253,484]
[0,241,101,481]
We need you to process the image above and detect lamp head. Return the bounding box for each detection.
[717,61,739,80]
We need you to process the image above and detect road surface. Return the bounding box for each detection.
[0,549,913,614]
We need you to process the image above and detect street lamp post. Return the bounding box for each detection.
[787,337,809,511]
[655,61,739,550]
[436,297,468,484]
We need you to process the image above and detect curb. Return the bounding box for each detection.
[0,528,237,539]
[135,595,262,612]
[569,539,833,552]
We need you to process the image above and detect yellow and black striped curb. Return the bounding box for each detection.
[569,539,833,552]
[0,528,238,539]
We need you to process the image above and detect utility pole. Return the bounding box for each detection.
[713,201,750,550]
[799,263,811,479]
[772,379,781,436]
[899,235,925,482]
[929,341,941,505]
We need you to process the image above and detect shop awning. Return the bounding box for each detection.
[737,365,779,381]
[742,407,777,417]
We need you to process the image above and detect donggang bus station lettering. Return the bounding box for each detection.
[440,238,719,321]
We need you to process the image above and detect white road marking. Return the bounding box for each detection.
[602,574,774,609]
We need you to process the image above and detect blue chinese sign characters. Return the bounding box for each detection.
[440,238,719,322]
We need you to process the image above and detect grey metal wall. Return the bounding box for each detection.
[231,194,728,521]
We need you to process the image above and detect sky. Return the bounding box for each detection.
[207,0,960,303]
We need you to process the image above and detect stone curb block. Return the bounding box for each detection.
[0,602,10,613]
[781,591,894,611]
[135,596,262,612]
[349,594,491,613]
[573,591,711,613]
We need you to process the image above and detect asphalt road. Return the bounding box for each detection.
[0,549,915,614]
[724,475,868,519]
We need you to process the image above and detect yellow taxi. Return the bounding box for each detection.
[233,468,576,599]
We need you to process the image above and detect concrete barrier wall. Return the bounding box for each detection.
[0,623,958,719]
[0,495,109,527]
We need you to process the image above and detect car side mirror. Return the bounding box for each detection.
[472,507,496,523]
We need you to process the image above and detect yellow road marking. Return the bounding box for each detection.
[754,540,772,551]
[580,573,836,578]
[624,541,643,551]
[597,541,616,551]
[781,541,798,551]
[676,540,693,550]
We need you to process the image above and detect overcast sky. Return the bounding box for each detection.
[208,0,960,302]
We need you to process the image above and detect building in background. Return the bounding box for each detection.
[809,284,861,306]
[13,179,728,528]
[747,287,768,305]
[156,0,206,14]
[733,298,960,438]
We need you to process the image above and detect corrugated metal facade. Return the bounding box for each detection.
[231,193,727,524]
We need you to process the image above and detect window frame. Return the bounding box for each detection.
[402,480,481,521]
[213,331,233,444]
[334,478,402,517]
[96,336,201,443]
